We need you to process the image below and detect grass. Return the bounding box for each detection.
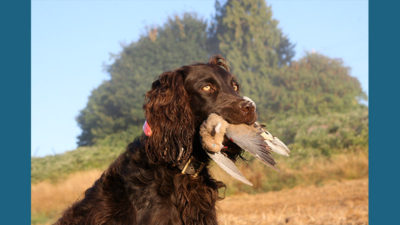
[216,178,368,225]
[31,145,124,184]
[31,212,55,225]
[31,109,368,224]
[31,150,368,225]
[211,149,368,195]
[31,126,143,184]
[31,170,103,225]
[32,109,368,185]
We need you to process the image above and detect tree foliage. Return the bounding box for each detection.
[76,1,367,148]
[77,13,209,145]
[208,0,295,105]
[259,52,367,121]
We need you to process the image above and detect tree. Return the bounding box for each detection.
[208,0,295,104]
[264,52,367,121]
[77,2,367,147]
[77,13,209,146]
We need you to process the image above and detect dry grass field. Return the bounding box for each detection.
[32,171,368,225]
[217,178,368,225]
[32,170,103,216]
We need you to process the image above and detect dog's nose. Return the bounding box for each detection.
[240,101,255,114]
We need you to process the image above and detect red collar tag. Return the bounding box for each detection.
[143,120,152,136]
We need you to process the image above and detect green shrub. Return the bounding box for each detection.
[265,108,368,161]
[32,109,368,186]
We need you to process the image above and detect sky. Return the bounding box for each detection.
[32,0,368,157]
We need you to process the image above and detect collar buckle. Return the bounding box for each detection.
[180,156,205,177]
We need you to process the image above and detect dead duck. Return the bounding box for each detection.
[200,113,290,185]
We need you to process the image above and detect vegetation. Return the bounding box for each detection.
[32,108,368,185]
[32,3,369,225]
[208,0,295,108]
[76,13,209,146]
[32,153,368,225]
[75,0,366,146]
[264,53,367,120]
[32,0,368,183]
[32,145,120,184]
[32,2,368,222]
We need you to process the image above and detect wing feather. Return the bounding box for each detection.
[226,124,277,169]
[207,152,253,186]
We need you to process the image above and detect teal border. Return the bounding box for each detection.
[0,0,30,223]
[369,0,400,224]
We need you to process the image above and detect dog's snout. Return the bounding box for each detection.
[240,101,255,114]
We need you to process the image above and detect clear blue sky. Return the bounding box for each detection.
[32,0,368,157]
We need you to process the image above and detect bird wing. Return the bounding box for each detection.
[207,152,253,186]
[225,124,277,169]
[255,123,290,157]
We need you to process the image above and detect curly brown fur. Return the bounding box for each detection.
[144,69,195,166]
[55,55,256,225]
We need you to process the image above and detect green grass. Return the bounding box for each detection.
[32,109,368,186]
[31,145,124,184]
[31,126,143,184]
[31,211,57,225]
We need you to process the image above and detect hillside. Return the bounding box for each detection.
[217,178,368,225]
[31,108,368,224]
[32,109,368,189]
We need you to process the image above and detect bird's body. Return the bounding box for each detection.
[200,113,290,185]
[226,122,277,168]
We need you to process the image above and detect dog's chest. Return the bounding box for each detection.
[130,173,219,225]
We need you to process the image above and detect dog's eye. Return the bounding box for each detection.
[232,83,239,92]
[202,85,212,92]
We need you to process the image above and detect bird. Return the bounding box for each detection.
[200,113,290,185]
[226,121,290,168]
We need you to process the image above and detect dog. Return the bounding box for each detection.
[55,55,257,225]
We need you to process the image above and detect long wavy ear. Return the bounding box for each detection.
[143,69,194,165]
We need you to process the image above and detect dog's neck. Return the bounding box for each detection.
[177,131,210,177]
[177,156,206,177]
[143,120,210,177]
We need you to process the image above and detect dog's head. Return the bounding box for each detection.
[144,55,256,164]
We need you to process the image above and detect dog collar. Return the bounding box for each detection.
[144,121,204,177]
[178,156,205,178]
[143,120,152,136]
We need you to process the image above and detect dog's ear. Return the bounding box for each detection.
[209,55,230,72]
[144,69,194,165]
